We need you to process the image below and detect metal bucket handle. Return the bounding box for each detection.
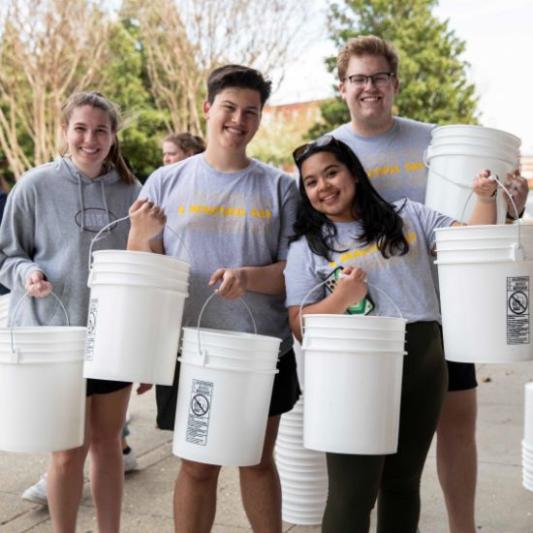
[195,292,258,366]
[458,175,523,260]
[298,268,404,339]
[87,212,192,272]
[9,291,70,362]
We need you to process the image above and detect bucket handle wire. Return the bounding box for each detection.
[298,269,404,339]
[87,214,193,272]
[9,291,70,362]
[457,176,523,260]
[195,292,258,366]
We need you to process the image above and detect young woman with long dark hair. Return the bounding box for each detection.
[284,136,497,533]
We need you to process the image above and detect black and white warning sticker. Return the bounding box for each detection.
[84,298,98,361]
[507,276,530,345]
[186,379,214,446]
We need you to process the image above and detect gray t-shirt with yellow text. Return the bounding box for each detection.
[140,154,298,355]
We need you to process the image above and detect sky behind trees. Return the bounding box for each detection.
[272,0,533,152]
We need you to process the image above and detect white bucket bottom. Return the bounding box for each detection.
[173,359,277,466]
[436,229,533,363]
[304,349,404,455]
[84,283,188,385]
[0,327,86,453]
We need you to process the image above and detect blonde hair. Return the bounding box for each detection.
[337,35,399,81]
[61,92,135,184]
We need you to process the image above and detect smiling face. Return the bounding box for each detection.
[339,54,399,135]
[63,105,115,178]
[301,150,358,223]
[203,87,262,154]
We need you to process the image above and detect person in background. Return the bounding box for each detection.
[1,92,140,531]
[329,35,529,533]
[162,132,206,165]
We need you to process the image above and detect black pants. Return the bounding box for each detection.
[323,321,448,533]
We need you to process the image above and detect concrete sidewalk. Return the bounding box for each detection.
[1,363,533,532]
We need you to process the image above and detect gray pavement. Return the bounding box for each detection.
[1,363,533,532]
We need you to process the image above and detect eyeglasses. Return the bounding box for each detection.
[345,72,395,88]
[292,135,341,166]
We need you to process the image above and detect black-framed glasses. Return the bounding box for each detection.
[292,135,341,166]
[345,72,395,87]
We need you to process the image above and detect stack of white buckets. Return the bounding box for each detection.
[523,383,533,491]
[276,381,328,524]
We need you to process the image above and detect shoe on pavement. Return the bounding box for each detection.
[123,447,138,473]
[21,474,48,506]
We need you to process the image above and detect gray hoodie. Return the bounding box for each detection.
[0,157,140,326]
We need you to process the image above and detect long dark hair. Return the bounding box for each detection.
[291,136,409,261]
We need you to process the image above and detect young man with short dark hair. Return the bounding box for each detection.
[128,64,300,533]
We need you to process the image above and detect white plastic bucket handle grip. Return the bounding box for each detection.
[457,175,522,259]
[87,214,192,272]
[9,290,70,362]
[195,292,258,366]
[298,270,404,338]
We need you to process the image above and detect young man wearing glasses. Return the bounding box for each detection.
[330,35,528,533]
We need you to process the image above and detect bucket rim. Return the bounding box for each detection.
[431,124,521,145]
[177,356,280,374]
[303,347,407,356]
[182,327,282,344]
[303,314,406,323]
[0,326,87,334]
[92,249,190,268]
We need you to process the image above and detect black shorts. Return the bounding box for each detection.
[439,325,477,392]
[446,360,477,392]
[86,378,131,397]
[155,348,301,431]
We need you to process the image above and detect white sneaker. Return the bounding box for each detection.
[21,474,48,506]
[123,448,138,473]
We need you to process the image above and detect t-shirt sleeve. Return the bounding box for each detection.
[139,168,163,204]
[284,238,324,307]
[276,176,299,261]
[407,200,454,249]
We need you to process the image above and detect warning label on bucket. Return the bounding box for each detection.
[507,276,530,345]
[85,298,98,361]
[186,380,213,446]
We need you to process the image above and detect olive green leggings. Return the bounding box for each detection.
[322,322,447,533]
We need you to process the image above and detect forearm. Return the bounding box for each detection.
[127,233,164,254]
[466,197,497,226]
[289,291,357,341]
[0,256,41,290]
[240,261,287,295]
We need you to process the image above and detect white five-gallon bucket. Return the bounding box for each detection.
[436,223,533,363]
[83,250,189,385]
[425,125,521,223]
[0,294,87,452]
[302,314,406,455]
[173,297,281,466]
